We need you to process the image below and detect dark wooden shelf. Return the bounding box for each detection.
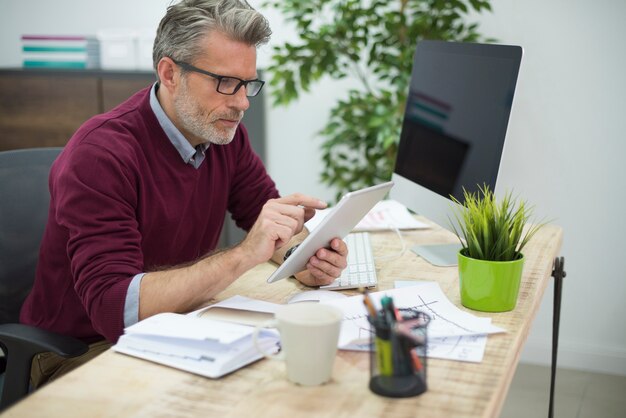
[0,68,156,152]
[0,67,155,78]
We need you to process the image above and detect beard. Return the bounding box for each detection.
[173,78,243,145]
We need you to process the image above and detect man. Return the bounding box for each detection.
[20,0,347,387]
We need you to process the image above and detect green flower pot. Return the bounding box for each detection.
[458,250,524,312]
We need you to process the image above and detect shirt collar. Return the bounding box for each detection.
[149,82,209,169]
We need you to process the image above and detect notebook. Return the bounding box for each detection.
[112,312,279,379]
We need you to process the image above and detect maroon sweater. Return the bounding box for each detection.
[20,87,278,343]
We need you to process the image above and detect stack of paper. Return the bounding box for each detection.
[113,313,279,378]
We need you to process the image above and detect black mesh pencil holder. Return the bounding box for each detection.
[368,309,430,398]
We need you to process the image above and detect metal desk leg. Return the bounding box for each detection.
[549,257,566,418]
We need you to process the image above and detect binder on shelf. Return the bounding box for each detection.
[21,35,100,69]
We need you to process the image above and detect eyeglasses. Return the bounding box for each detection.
[171,58,264,97]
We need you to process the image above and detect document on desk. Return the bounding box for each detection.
[305,199,429,232]
[394,281,490,363]
[189,295,280,327]
[322,281,505,363]
[113,313,279,378]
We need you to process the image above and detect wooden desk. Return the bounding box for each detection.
[2,221,562,418]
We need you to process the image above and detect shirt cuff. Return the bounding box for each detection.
[124,273,145,328]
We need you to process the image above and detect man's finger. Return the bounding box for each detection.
[309,256,342,279]
[272,223,294,250]
[303,207,316,222]
[306,264,336,285]
[269,202,305,222]
[301,265,335,286]
[274,217,299,236]
[329,238,348,257]
[276,193,327,209]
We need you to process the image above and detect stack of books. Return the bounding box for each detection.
[21,35,100,69]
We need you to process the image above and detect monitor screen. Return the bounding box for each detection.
[390,41,522,265]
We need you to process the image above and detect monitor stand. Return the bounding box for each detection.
[411,243,462,267]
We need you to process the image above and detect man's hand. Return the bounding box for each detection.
[294,237,348,286]
[239,194,327,266]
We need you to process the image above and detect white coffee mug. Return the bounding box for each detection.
[253,303,343,386]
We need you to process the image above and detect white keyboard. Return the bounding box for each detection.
[320,232,377,290]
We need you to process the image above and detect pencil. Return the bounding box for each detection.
[362,290,377,318]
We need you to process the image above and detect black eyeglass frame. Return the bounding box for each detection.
[170,58,265,97]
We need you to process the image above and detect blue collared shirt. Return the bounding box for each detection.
[123,83,210,328]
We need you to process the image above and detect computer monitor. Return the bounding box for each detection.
[390,40,522,266]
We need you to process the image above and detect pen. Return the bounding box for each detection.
[409,349,424,373]
[381,296,410,376]
[394,323,425,372]
[387,298,402,322]
[380,296,395,327]
[394,322,426,346]
[362,290,377,319]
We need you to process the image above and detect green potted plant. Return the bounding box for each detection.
[265,0,495,202]
[450,185,544,312]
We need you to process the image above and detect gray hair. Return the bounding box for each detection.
[153,0,271,73]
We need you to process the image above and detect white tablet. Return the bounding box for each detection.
[266,181,394,284]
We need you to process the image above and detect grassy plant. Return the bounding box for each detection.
[450,185,544,262]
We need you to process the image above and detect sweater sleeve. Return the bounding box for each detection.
[227,124,280,231]
[52,142,142,342]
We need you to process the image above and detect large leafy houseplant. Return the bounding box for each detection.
[449,185,545,312]
[265,0,494,201]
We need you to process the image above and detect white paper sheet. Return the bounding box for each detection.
[190,295,281,317]
[394,281,490,363]
[305,199,429,232]
[427,334,488,363]
[322,281,505,351]
[124,312,254,345]
[187,295,282,327]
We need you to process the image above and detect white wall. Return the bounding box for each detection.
[1,0,624,375]
[258,0,626,375]
[262,0,626,376]
[470,0,626,375]
[0,0,170,61]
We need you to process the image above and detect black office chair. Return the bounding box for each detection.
[0,147,87,410]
